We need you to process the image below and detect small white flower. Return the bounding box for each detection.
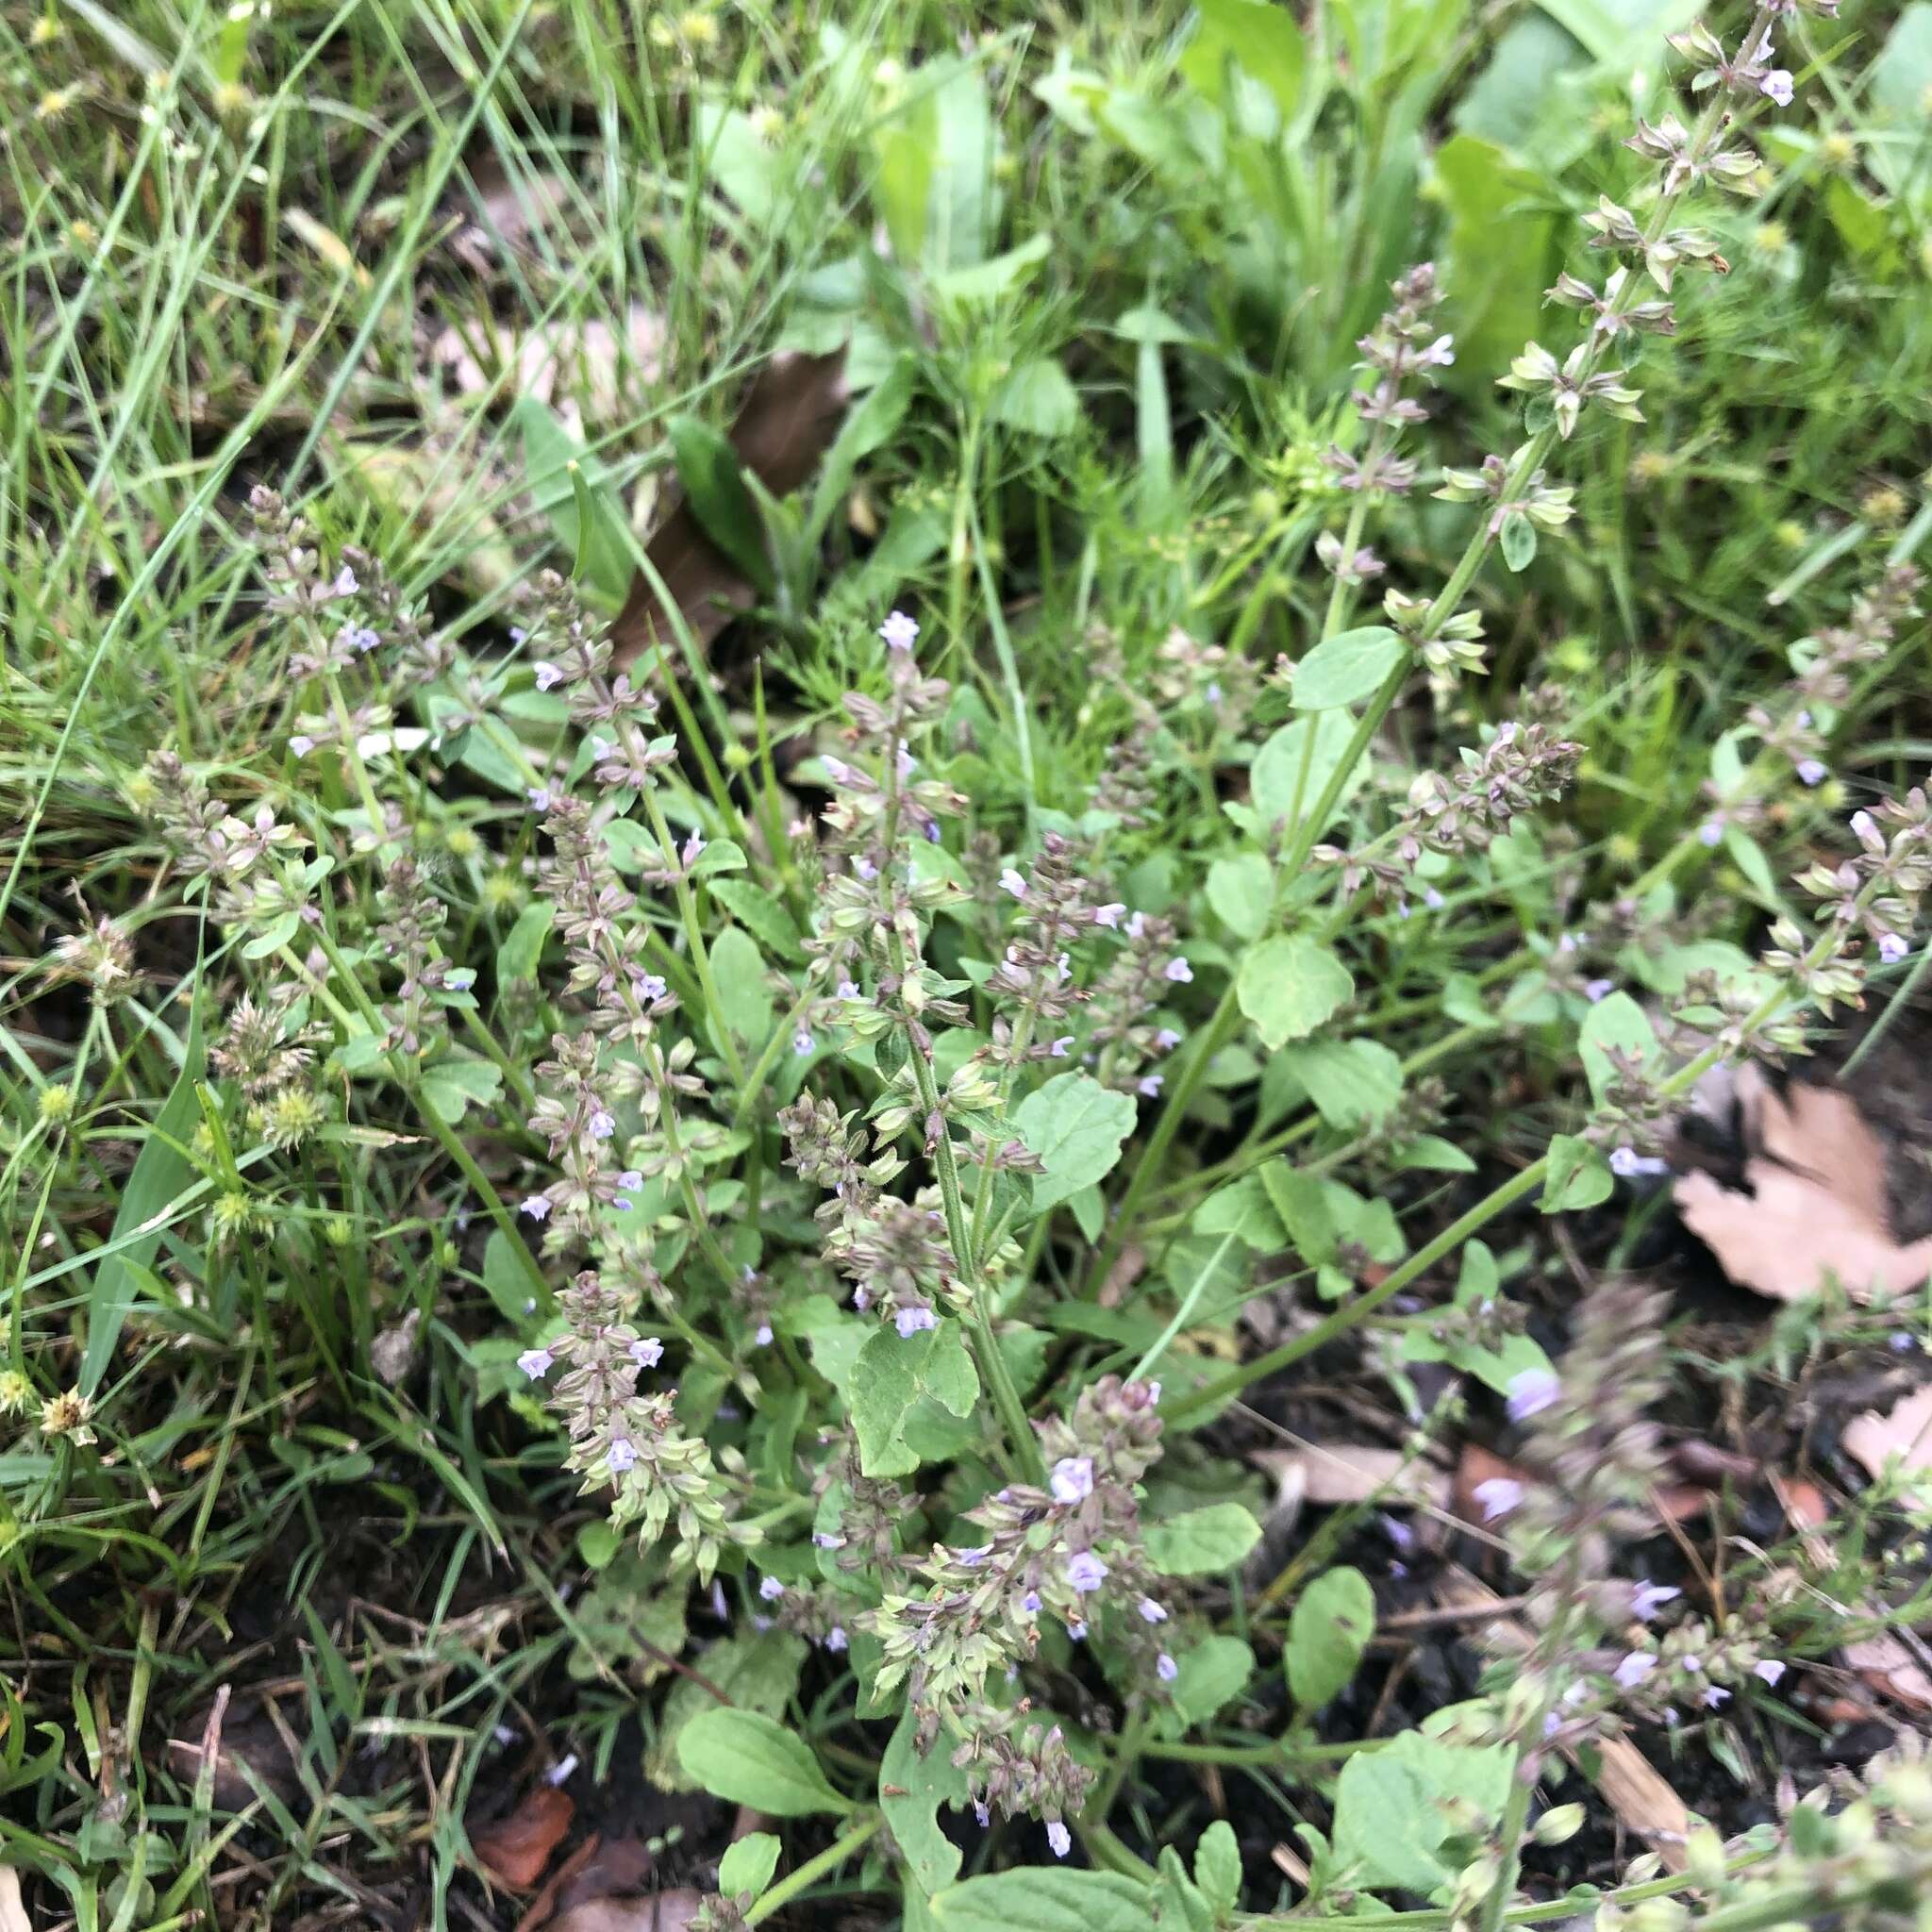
[1094,903,1125,927]
[999,868,1027,898]
[289,734,315,757]
[1474,1476,1524,1522]
[521,1194,552,1221]
[838,978,861,999]
[1609,1146,1668,1178]
[608,1438,638,1474]
[825,1625,848,1653]
[1879,932,1910,964]
[1157,1652,1178,1681]
[1615,1651,1658,1689]
[1631,1581,1680,1621]
[1164,957,1192,983]
[1050,1457,1094,1504]
[793,1028,815,1056]
[1796,758,1827,787]
[1753,1658,1786,1686]
[517,1347,554,1379]
[1700,1684,1730,1708]
[1698,819,1724,846]
[1759,67,1793,106]
[533,661,564,691]
[332,565,359,596]
[755,1324,774,1347]
[630,1337,663,1368]
[1507,1367,1561,1423]
[1045,1821,1071,1858]
[680,831,706,868]
[1138,1598,1168,1624]
[878,609,920,653]
[758,1575,785,1601]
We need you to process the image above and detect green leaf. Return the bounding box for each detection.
[1193,1175,1286,1250]
[1193,1820,1241,1916]
[1014,1073,1138,1213]
[1435,133,1559,394]
[1577,991,1655,1107]
[1169,1635,1257,1728]
[1259,1162,1337,1265]
[848,1320,979,1477]
[1246,712,1371,837]
[1155,1850,1214,1932]
[668,412,774,593]
[514,398,632,606]
[1287,1567,1376,1710]
[1284,1039,1403,1126]
[1500,511,1538,573]
[709,924,774,1047]
[646,1632,806,1790]
[1146,1503,1262,1576]
[1236,935,1354,1049]
[718,1833,782,1898]
[242,909,301,959]
[931,234,1051,304]
[419,1055,504,1125]
[1542,1132,1612,1212]
[1190,0,1306,119]
[481,1229,551,1324]
[931,1870,1158,1932]
[496,902,554,983]
[82,1000,205,1394]
[708,879,804,962]
[1206,853,1274,940]
[675,1708,852,1817]
[1390,1134,1476,1174]
[881,1707,971,1895]
[1332,1733,1512,1893]
[1290,627,1405,711]
[808,356,915,544]
[990,356,1080,437]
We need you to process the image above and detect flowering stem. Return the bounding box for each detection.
[741,1812,883,1927]
[640,788,745,1088]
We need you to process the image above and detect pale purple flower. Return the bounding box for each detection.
[608,1439,638,1474]
[630,1337,664,1368]
[1138,1598,1168,1624]
[896,746,915,780]
[1066,1621,1087,1641]
[1138,1074,1164,1098]
[1045,1822,1071,1859]
[680,832,706,868]
[1507,1367,1561,1423]
[1700,1684,1730,1709]
[1753,1659,1786,1686]
[838,978,861,999]
[1094,903,1125,927]
[895,1306,937,1339]
[878,609,919,653]
[1155,1028,1182,1050]
[1157,1652,1178,1682]
[1610,1146,1668,1178]
[1615,1651,1658,1690]
[1631,1580,1680,1622]
[755,1324,774,1347]
[1423,887,1445,909]
[289,734,315,757]
[1050,1457,1094,1504]
[1381,1512,1414,1553]
[955,1545,990,1568]
[1698,819,1724,847]
[999,868,1027,898]
[332,565,359,595]
[758,1575,784,1602]
[1879,933,1910,964]
[854,855,879,881]
[616,1170,644,1191]
[1584,978,1614,1003]
[639,974,668,1001]
[533,661,564,691]
[1127,911,1147,938]
[588,1109,616,1141]
[1066,1551,1108,1592]
[1474,1477,1524,1522]
[1851,810,1878,841]
[1797,758,1827,786]
[793,1028,815,1056]
[517,1347,555,1379]
[823,757,852,785]
[974,1801,991,1829]
[1056,952,1071,983]
[521,1194,552,1221]
[825,1625,848,1653]
[1760,67,1793,105]
[527,787,552,812]
[1021,1590,1042,1614]
[1164,957,1193,983]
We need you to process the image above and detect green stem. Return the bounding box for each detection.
[741,1813,883,1927]
[641,788,745,1087]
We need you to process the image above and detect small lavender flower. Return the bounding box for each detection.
[755,1323,774,1346]
[1157,1653,1178,1682]
[1615,1651,1659,1689]
[1094,903,1125,927]
[1700,1684,1730,1708]
[895,1306,938,1339]
[1698,819,1724,846]
[1474,1476,1524,1522]
[1138,1074,1164,1098]
[1138,1598,1168,1624]
[1066,1551,1108,1592]
[974,1800,991,1829]
[878,609,920,653]
[608,1438,638,1474]
[1879,932,1910,963]
[517,1347,555,1379]
[1609,1145,1669,1178]
[533,661,564,691]
[1067,1621,1088,1641]
[1631,1580,1681,1621]
[1155,1028,1181,1050]
[617,1170,644,1191]
[629,1336,663,1368]
[1050,1035,1074,1058]
[1796,758,1827,786]
[758,1575,785,1602]
[521,1194,553,1221]
[289,734,315,757]
[793,1028,815,1055]
[1021,1590,1042,1614]
[1050,1456,1094,1504]
[1753,1658,1787,1686]
[1046,1822,1071,1859]
[1163,957,1192,983]
[1507,1367,1561,1423]
[1583,977,1614,1002]
[825,1625,848,1653]
[999,868,1027,898]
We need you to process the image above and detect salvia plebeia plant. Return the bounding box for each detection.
[28,0,1924,1924]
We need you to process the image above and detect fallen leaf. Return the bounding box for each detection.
[474,1785,575,1890]
[167,1695,301,1808]
[1845,1631,1932,1714]
[1674,1070,1932,1303]
[1253,1441,1449,1509]
[549,1890,708,1932]
[0,1866,28,1932]
[432,307,666,434]
[611,349,849,664]
[449,159,572,271]
[1844,1382,1932,1481]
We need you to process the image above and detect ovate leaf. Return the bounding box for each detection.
[1014,1072,1138,1212]
[1287,1567,1376,1710]
[848,1320,979,1477]
[1145,1503,1263,1576]
[1290,627,1405,710]
[930,1870,1158,1932]
[676,1708,852,1816]
[1236,935,1353,1049]
[718,1833,782,1898]
[881,1707,971,1895]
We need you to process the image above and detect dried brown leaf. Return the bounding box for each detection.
[432,307,665,432]
[1845,1631,1932,1714]
[1674,1070,1932,1303]
[1843,1381,1932,1481]
[1252,1441,1448,1509]
[548,1890,708,1932]
[611,349,849,665]
[0,1867,29,1932]
[473,1785,575,1890]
